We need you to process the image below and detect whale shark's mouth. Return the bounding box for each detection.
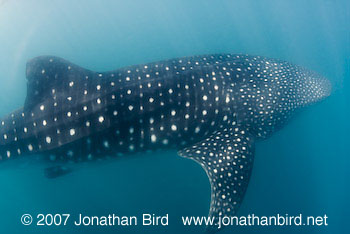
[306,76,332,105]
[319,78,332,99]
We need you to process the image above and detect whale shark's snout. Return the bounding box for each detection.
[316,76,332,99]
[301,73,331,106]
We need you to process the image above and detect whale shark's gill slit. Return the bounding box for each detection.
[178,127,255,233]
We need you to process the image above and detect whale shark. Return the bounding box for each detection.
[0,54,330,232]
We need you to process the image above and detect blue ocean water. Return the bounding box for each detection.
[0,0,349,233]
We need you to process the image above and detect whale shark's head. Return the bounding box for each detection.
[235,57,331,138]
[294,69,331,107]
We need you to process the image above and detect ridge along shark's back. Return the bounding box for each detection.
[0,54,331,232]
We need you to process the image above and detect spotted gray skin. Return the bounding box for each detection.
[0,54,330,232]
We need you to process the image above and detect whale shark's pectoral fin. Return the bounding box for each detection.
[44,166,72,179]
[178,127,255,232]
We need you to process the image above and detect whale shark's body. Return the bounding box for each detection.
[0,54,330,232]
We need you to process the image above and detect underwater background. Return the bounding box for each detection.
[0,0,349,233]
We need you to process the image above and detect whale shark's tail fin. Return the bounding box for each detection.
[178,126,255,233]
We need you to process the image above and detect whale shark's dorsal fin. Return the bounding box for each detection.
[24,56,92,111]
[178,127,255,232]
[21,56,117,151]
